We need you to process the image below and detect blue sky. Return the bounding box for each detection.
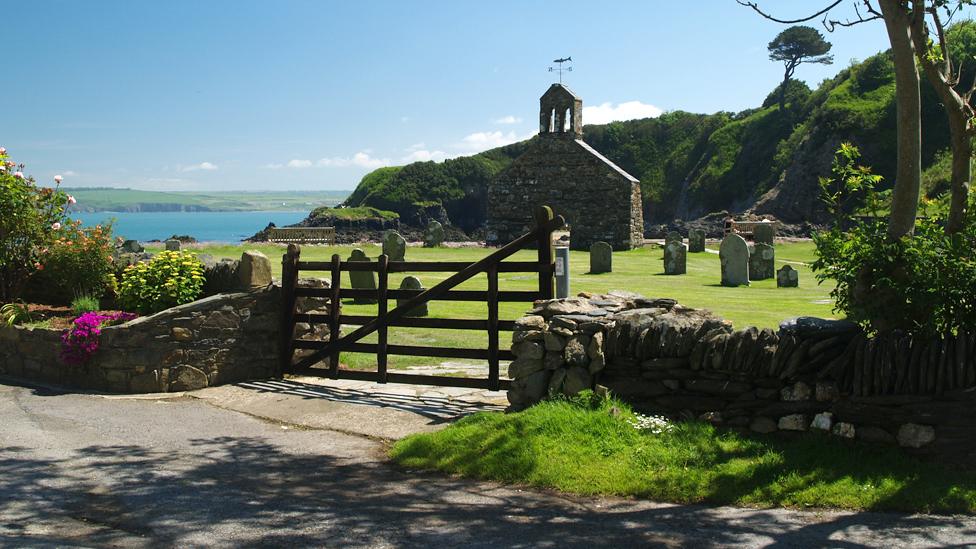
[4,1,920,191]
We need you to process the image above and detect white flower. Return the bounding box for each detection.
[67,195,76,204]
[51,222,61,230]
[13,171,24,179]
[627,413,673,435]
[54,175,63,183]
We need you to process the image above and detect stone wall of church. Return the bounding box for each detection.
[487,136,643,251]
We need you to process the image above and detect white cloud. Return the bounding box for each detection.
[582,101,663,125]
[406,142,426,151]
[317,151,391,168]
[62,170,79,177]
[456,130,521,152]
[179,161,218,172]
[264,163,284,169]
[494,115,522,125]
[287,159,313,168]
[401,149,447,163]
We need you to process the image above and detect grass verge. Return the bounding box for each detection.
[390,395,976,514]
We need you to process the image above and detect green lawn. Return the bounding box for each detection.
[390,395,976,513]
[151,241,836,370]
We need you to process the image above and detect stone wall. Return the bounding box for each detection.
[508,293,976,461]
[486,135,644,251]
[0,289,282,393]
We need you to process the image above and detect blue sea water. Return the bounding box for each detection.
[72,210,308,242]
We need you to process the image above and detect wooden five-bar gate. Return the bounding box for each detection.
[279,207,565,390]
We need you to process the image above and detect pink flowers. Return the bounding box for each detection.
[0,147,5,155]
[61,311,137,365]
[52,222,62,230]
[54,175,63,183]
[13,171,23,179]
[67,195,76,204]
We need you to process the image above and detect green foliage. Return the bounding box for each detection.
[391,397,976,512]
[813,144,976,334]
[761,79,812,110]
[31,221,117,303]
[118,250,205,315]
[309,205,399,221]
[70,293,101,315]
[0,302,31,327]
[767,25,833,68]
[0,150,71,301]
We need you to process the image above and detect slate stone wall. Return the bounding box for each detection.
[0,289,282,393]
[486,135,643,251]
[508,293,976,461]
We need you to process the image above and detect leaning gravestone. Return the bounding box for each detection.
[382,231,406,261]
[347,248,377,304]
[396,276,428,317]
[165,239,182,251]
[753,222,776,246]
[663,240,688,275]
[688,229,706,253]
[749,242,775,280]
[720,234,750,287]
[121,239,144,253]
[424,220,445,247]
[589,241,612,274]
[777,264,799,287]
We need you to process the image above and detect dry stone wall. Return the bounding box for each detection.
[508,293,976,461]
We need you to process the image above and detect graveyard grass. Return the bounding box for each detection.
[147,241,833,370]
[390,396,976,513]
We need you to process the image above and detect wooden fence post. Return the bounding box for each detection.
[377,254,389,383]
[535,206,556,300]
[280,244,301,375]
[487,263,500,391]
[329,253,342,378]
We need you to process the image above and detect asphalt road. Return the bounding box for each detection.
[1,380,974,548]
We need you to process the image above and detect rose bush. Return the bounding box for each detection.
[0,147,72,301]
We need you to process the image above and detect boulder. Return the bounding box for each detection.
[897,423,936,448]
[238,250,273,289]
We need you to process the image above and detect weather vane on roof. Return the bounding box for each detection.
[549,56,572,84]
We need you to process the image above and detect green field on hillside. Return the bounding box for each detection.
[64,188,350,212]
[150,241,836,371]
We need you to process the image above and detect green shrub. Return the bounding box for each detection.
[0,302,31,327]
[118,250,205,314]
[0,149,72,301]
[31,221,116,303]
[812,143,976,334]
[70,293,100,315]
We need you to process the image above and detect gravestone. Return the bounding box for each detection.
[753,222,776,245]
[777,264,799,287]
[165,239,182,251]
[347,248,377,304]
[663,240,688,275]
[688,229,706,253]
[749,242,775,280]
[396,276,428,317]
[720,234,750,287]
[238,250,272,289]
[664,231,682,246]
[382,231,406,261]
[424,220,445,247]
[589,241,612,274]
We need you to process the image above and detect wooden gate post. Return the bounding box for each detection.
[329,253,342,378]
[280,244,301,375]
[535,206,556,300]
[377,254,389,383]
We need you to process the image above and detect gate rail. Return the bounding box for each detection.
[280,206,564,390]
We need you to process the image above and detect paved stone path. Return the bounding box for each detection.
[2,378,974,548]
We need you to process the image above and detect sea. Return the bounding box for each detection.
[72,211,309,243]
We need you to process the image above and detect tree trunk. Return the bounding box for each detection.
[909,0,972,234]
[879,0,922,240]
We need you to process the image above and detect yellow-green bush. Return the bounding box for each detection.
[118,251,204,314]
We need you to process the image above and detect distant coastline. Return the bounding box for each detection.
[63,188,351,214]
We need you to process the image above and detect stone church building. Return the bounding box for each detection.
[486,83,644,250]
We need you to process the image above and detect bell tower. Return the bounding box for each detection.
[539,84,583,139]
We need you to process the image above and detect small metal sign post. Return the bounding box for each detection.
[554,245,570,298]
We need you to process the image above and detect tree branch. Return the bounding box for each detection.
[736,0,845,23]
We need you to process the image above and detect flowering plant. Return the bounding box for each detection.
[0,147,74,301]
[33,221,117,302]
[118,251,205,314]
[627,413,673,435]
[60,311,136,365]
